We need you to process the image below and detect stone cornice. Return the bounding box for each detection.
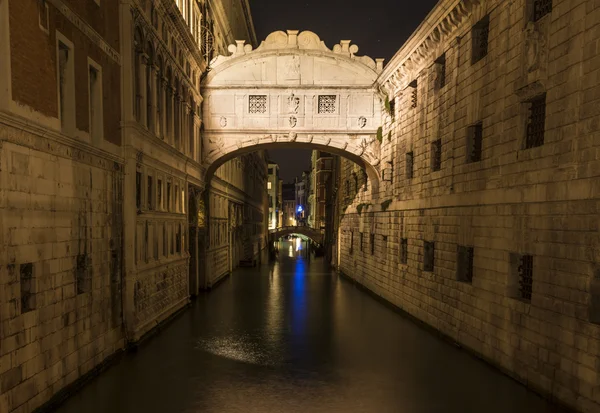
[378,0,480,96]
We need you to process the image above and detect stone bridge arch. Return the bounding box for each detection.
[269,226,324,245]
[201,30,385,194]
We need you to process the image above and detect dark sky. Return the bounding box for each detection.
[251,0,439,182]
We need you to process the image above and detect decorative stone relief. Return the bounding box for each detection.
[287,93,300,114]
[358,117,367,128]
[524,22,547,73]
[289,116,297,128]
[219,117,227,128]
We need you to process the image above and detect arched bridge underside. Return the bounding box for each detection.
[201,30,385,194]
[269,226,324,245]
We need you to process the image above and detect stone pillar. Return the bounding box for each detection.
[139,54,148,128]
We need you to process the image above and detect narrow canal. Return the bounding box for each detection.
[54,240,564,413]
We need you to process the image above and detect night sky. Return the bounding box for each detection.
[251,0,439,182]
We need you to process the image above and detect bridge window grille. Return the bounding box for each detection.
[409,80,418,108]
[466,123,483,163]
[525,94,546,149]
[406,151,414,179]
[457,246,474,283]
[318,95,337,114]
[431,139,442,171]
[424,241,435,272]
[400,238,408,264]
[370,234,375,255]
[249,95,267,114]
[436,53,446,89]
[471,15,490,64]
[533,0,552,21]
[19,263,35,313]
[518,255,534,301]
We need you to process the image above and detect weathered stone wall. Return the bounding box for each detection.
[0,123,124,413]
[338,0,600,411]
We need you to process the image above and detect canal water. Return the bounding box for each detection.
[54,240,564,413]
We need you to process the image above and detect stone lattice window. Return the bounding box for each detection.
[471,15,490,64]
[400,238,408,264]
[466,122,483,163]
[457,246,474,283]
[436,53,446,89]
[431,140,442,171]
[406,151,414,179]
[318,95,337,114]
[533,0,552,21]
[20,263,35,313]
[249,95,267,114]
[409,80,418,108]
[423,241,435,272]
[525,94,546,149]
[518,255,534,301]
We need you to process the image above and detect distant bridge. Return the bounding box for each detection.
[269,226,324,245]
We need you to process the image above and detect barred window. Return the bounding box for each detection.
[350,231,354,254]
[360,233,364,252]
[389,98,396,122]
[249,95,267,114]
[406,151,414,179]
[20,263,35,313]
[436,53,446,89]
[457,246,474,283]
[472,15,490,64]
[518,255,533,301]
[525,94,546,149]
[409,80,418,108]
[431,139,442,171]
[318,95,337,114]
[533,0,552,21]
[370,234,375,255]
[424,241,435,272]
[466,122,483,163]
[400,238,408,264]
[76,255,91,294]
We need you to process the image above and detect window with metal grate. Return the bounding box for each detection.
[400,238,408,264]
[360,233,364,252]
[466,122,483,163]
[525,94,546,149]
[409,80,418,108]
[350,231,354,254]
[389,98,396,122]
[20,263,35,313]
[431,139,442,171]
[457,246,474,283]
[471,15,490,64]
[318,95,337,114]
[533,0,552,21]
[436,53,446,89]
[370,234,375,255]
[518,255,534,301]
[406,151,414,179]
[424,241,435,272]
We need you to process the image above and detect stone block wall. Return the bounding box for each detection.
[338,0,600,411]
[0,124,124,413]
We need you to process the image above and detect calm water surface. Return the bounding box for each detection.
[55,241,564,413]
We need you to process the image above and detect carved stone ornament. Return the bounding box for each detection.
[289,116,297,128]
[358,116,367,128]
[524,22,546,73]
[287,93,300,114]
[219,117,227,128]
[288,132,297,141]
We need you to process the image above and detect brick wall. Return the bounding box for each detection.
[338,0,600,411]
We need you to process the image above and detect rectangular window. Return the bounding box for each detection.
[268,181,272,190]
[360,233,364,252]
[400,238,408,264]
[20,263,35,313]
[436,53,446,89]
[38,1,49,33]
[518,255,534,301]
[466,122,483,163]
[170,225,175,255]
[409,80,418,108]
[88,61,103,143]
[525,94,546,149]
[318,95,337,114]
[157,179,163,210]
[167,181,172,212]
[176,224,181,253]
[147,175,154,210]
[350,231,354,254]
[163,224,168,256]
[136,171,142,210]
[389,97,396,122]
[457,245,474,283]
[472,15,490,64]
[249,95,267,114]
[406,151,414,179]
[431,139,442,172]
[424,241,435,272]
[370,234,375,255]
[58,39,75,132]
[533,0,552,21]
[175,184,179,212]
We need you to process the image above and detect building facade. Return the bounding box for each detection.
[267,162,281,229]
[336,0,600,412]
[294,171,310,226]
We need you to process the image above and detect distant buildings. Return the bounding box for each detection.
[267,163,281,229]
[282,183,296,226]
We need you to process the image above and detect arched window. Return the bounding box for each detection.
[174,78,180,147]
[133,28,144,122]
[166,67,172,139]
[156,56,164,138]
[145,42,154,132]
